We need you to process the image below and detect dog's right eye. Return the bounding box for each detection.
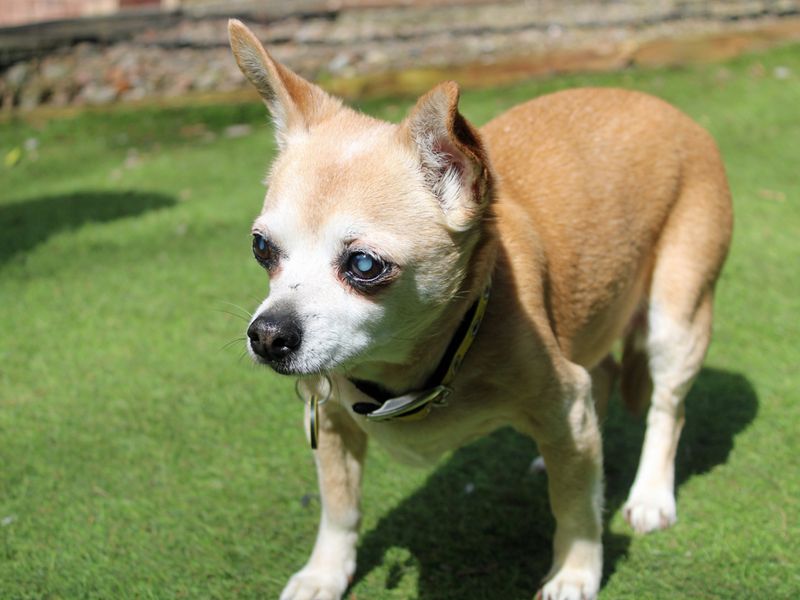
[252,234,274,266]
[347,252,385,281]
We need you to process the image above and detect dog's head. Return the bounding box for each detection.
[229,20,493,376]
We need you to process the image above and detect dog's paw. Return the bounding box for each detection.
[280,566,349,600]
[537,565,599,600]
[623,487,677,534]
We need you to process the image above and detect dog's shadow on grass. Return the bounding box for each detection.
[0,190,175,265]
[353,367,757,599]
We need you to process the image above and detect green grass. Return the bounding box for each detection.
[1,43,799,599]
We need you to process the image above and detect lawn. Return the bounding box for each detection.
[1,43,799,599]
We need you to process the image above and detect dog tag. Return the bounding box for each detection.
[297,376,332,451]
[309,394,319,450]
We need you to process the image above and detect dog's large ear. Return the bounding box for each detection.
[401,81,492,231]
[228,19,341,148]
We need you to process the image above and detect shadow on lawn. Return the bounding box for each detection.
[354,367,757,599]
[0,190,175,265]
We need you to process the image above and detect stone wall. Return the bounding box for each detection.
[0,0,120,27]
[1,0,799,110]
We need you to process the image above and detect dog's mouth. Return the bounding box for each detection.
[250,353,304,375]
[248,345,332,377]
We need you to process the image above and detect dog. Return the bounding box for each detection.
[228,19,732,600]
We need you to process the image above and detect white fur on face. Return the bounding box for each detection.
[249,207,382,373]
[338,132,378,164]
[248,199,439,375]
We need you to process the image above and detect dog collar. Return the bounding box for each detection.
[349,281,492,423]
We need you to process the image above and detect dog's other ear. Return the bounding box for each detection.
[401,81,492,231]
[228,19,341,148]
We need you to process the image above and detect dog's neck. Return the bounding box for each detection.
[344,219,499,397]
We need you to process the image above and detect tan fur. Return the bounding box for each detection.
[229,19,732,600]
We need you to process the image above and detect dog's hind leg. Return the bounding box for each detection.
[623,174,729,533]
[622,125,731,535]
[281,383,367,600]
[623,291,713,534]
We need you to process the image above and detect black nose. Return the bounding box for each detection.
[247,313,302,362]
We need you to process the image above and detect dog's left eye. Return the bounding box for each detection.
[347,252,385,281]
[252,233,274,266]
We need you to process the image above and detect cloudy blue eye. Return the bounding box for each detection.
[252,233,272,264]
[356,254,373,273]
[347,252,384,281]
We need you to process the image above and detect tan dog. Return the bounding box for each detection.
[229,19,732,600]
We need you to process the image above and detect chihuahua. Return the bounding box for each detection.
[229,19,732,600]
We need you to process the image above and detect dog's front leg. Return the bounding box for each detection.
[281,388,367,600]
[531,364,604,600]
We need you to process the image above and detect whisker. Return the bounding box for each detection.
[221,336,247,351]
[215,309,250,322]
[381,332,419,343]
[218,300,253,317]
[213,301,254,319]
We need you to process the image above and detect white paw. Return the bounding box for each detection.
[280,566,349,600]
[538,565,600,600]
[623,487,677,534]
